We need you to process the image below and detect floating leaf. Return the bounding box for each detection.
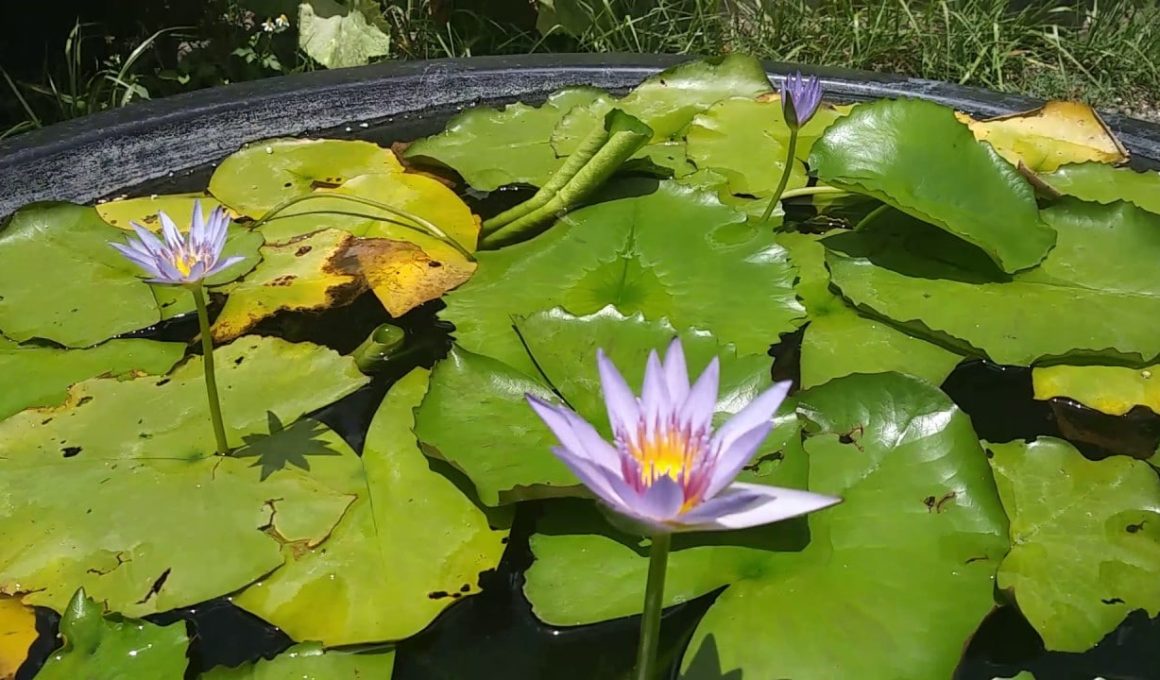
[416,308,778,506]
[957,101,1128,172]
[0,596,35,679]
[297,0,391,69]
[682,372,1010,680]
[235,369,508,645]
[1041,162,1160,215]
[442,180,803,376]
[405,88,611,191]
[754,93,855,160]
[1033,364,1160,416]
[96,193,230,229]
[35,589,189,679]
[0,336,367,459]
[810,98,1055,273]
[988,437,1160,651]
[825,205,1160,365]
[209,138,404,217]
[204,642,394,679]
[0,338,185,422]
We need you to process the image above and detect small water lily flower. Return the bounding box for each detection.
[527,339,840,533]
[111,201,242,286]
[780,71,823,129]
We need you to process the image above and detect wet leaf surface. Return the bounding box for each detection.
[958,101,1127,172]
[203,642,395,679]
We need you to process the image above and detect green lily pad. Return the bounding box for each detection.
[1032,364,1160,416]
[0,420,355,615]
[1041,162,1160,215]
[404,87,612,191]
[96,192,229,230]
[825,206,1160,365]
[297,0,391,69]
[809,98,1055,273]
[35,589,189,680]
[988,437,1160,652]
[0,335,367,459]
[415,308,778,506]
[442,180,803,376]
[234,369,509,645]
[552,54,773,154]
[209,138,405,217]
[682,372,1010,680]
[204,643,394,679]
[0,338,185,422]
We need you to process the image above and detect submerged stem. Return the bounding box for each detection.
[634,532,672,680]
[760,127,800,224]
[192,284,230,455]
[855,203,891,231]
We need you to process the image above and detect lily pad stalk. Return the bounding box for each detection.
[761,72,824,223]
[111,201,242,455]
[526,339,840,679]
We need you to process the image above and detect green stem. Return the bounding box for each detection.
[780,185,848,200]
[760,127,800,223]
[192,284,230,455]
[854,204,891,231]
[634,532,672,680]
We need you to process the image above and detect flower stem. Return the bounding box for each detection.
[854,204,891,231]
[634,532,672,680]
[779,185,847,200]
[192,284,230,455]
[760,127,800,224]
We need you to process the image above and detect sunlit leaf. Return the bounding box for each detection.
[204,642,394,679]
[297,0,391,69]
[1033,364,1160,416]
[1041,162,1160,215]
[0,596,35,679]
[96,193,231,230]
[957,101,1128,172]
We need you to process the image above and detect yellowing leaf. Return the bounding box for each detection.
[956,101,1128,172]
[1033,364,1160,416]
[96,193,231,230]
[352,237,475,317]
[0,596,35,679]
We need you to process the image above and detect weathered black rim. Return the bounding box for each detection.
[4,53,1159,217]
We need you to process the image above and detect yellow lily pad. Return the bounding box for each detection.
[1033,364,1160,416]
[956,101,1128,172]
[0,596,35,679]
[96,193,231,230]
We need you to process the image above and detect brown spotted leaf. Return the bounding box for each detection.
[957,101,1128,172]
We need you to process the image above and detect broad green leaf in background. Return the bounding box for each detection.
[442,180,803,376]
[682,372,1010,680]
[416,308,778,506]
[0,595,36,679]
[235,370,509,645]
[824,206,1160,366]
[0,423,356,616]
[810,98,1055,273]
[35,590,189,680]
[297,0,391,69]
[1032,364,1160,416]
[551,54,773,154]
[209,138,405,217]
[777,231,961,389]
[96,193,230,229]
[754,93,855,160]
[0,336,367,459]
[1041,162,1160,215]
[956,101,1127,172]
[203,643,394,679]
[404,87,612,191]
[988,437,1160,652]
[0,338,185,421]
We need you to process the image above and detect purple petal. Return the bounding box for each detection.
[597,349,640,443]
[704,420,773,499]
[111,243,164,279]
[675,482,840,531]
[204,255,245,279]
[550,446,633,508]
[661,338,689,404]
[526,394,621,470]
[710,381,790,463]
[640,349,670,427]
[632,475,685,522]
[190,200,206,250]
[680,356,719,435]
[158,211,184,250]
[129,224,166,256]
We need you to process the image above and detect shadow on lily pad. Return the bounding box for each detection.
[234,413,343,481]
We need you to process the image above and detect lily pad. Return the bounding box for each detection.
[234,369,509,645]
[988,437,1160,651]
[682,372,1010,680]
[209,138,405,217]
[810,98,1055,273]
[415,308,779,506]
[442,180,803,376]
[1032,364,1160,416]
[1041,162,1160,215]
[204,643,394,679]
[0,335,367,458]
[0,338,185,422]
[35,589,189,679]
[298,0,391,69]
[957,101,1127,172]
[0,596,35,678]
[96,193,231,229]
[404,87,612,191]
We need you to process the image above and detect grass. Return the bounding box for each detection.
[4,0,1160,138]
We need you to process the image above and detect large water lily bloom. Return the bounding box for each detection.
[780,71,823,130]
[527,339,840,533]
[111,201,241,286]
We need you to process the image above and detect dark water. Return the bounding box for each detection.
[16,110,1160,680]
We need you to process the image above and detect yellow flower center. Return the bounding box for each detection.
[628,423,698,486]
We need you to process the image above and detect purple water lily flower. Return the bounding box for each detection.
[111,201,242,286]
[527,339,840,533]
[780,71,823,129]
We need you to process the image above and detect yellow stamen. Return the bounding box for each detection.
[629,425,697,485]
